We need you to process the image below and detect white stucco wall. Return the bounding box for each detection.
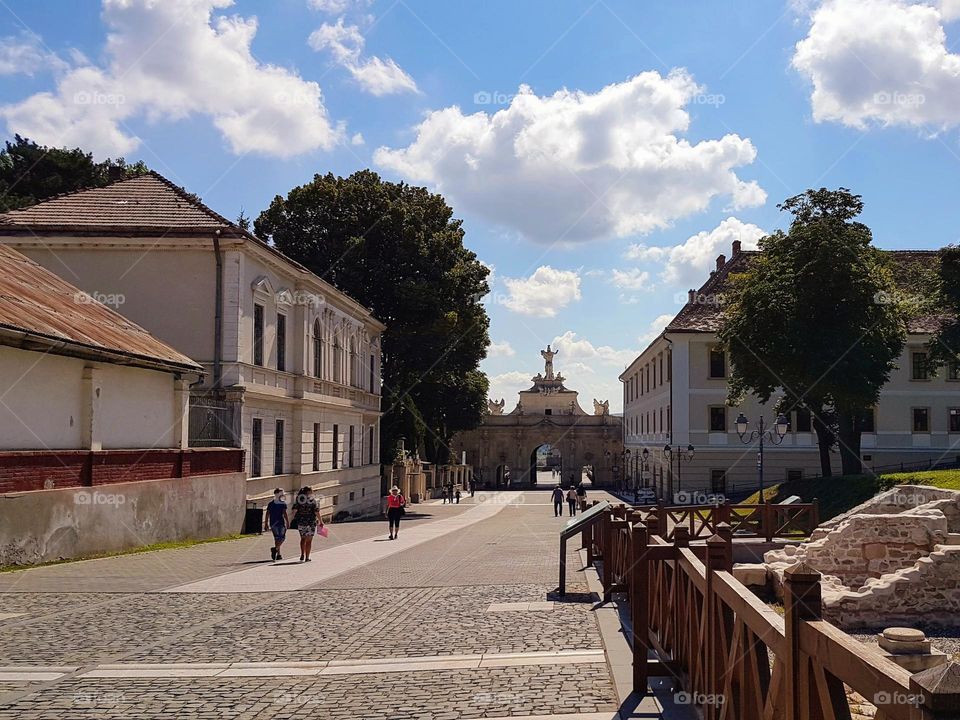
[0,346,84,449]
[0,345,182,450]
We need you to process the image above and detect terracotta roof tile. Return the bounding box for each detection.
[0,243,200,372]
[0,171,239,235]
[666,249,942,335]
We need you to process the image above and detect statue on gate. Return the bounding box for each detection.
[487,398,505,415]
[593,399,610,416]
[541,345,557,380]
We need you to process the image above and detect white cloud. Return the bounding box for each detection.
[0,33,66,76]
[308,17,417,96]
[550,330,638,368]
[501,266,581,317]
[374,70,765,244]
[793,0,960,130]
[487,340,516,358]
[624,217,764,289]
[1,0,342,158]
[486,370,533,406]
[610,268,651,291]
[350,131,365,145]
[309,0,366,12]
[638,313,676,346]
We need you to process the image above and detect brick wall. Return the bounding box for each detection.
[0,448,244,493]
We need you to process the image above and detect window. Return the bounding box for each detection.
[332,495,339,506]
[348,425,355,468]
[312,423,320,472]
[950,409,960,433]
[333,339,343,384]
[913,408,930,433]
[861,408,875,433]
[950,360,960,381]
[912,352,929,380]
[786,469,803,482]
[370,354,375,393]
[710,469,726,494]
[332,424,339,469]
[274,419,284,476]
[313,319,323,378]
[667,351,672,381]
[369,426,375,465]
[709,348,726,378]
[349,492,355,502]
[709,406,726,432]
[794,407,812,433]
[253,304,264,366]
[276,313,286,372]
[251,418,263,477]
[349,338,357,387]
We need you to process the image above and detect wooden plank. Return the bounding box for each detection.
[712,573,787,658]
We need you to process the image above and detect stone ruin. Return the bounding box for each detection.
[735,485,960,629]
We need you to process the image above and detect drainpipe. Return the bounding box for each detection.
[212,229,223,390]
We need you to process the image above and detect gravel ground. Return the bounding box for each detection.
[851,627,960,661]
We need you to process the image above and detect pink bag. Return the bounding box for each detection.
[318,525,329,538]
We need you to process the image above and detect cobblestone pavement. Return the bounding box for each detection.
[0,491,622,719]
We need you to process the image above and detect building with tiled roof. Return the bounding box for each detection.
[618,241,959,501]
[0,172,385,518]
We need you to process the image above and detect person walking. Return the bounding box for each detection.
[292,486,322,562]
[576,482,587,512]
[264,488,289,562]
[455,487,461,504]
[566,486,578,517]
[551,485,564,517]
[441,485,448,504]
[387,486,406,539]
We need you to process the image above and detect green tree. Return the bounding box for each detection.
[925,246,960,374]
[0,135,148,211]
[719,188,906,477]
[254,170,490,463]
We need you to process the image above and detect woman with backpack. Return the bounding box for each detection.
[386,486,406,540]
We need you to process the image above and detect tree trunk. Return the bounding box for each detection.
[812,413,834,477]
[837,409,864,476]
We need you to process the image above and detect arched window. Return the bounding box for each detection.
[349,338,357,387]
[313,319,322,378]
[333,336,343,384]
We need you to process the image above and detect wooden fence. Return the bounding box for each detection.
[628,501,819,542]
[583,502,960,719]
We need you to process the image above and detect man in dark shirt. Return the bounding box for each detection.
[264,488,289,562]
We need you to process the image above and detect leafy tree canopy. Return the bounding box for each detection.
[0,135,148,211]
[255,170,490,462]
[719,188,906,476]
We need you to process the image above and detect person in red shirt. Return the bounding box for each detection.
[386,486,406,540]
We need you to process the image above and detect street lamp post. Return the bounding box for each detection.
[663,444,695,503]
[735,412,789,502]
[639,447,650,489]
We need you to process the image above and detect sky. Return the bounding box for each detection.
[2,0,960,412]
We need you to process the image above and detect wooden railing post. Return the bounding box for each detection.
[645,507,660,538]
[630,520,650,696]
[673,525,690,548]
[704,534,728,720]
[764,502,775,543]
[716,522,733,571]
[783,562,822,720]
[602,510,614,601]
[911,661,960,720]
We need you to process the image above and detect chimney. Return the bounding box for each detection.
[716,254,726,271]
[107,165,125,183]
[688,289,696,303]
[732,240,742,256]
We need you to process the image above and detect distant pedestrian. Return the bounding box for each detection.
[264,488,289,562]
[551,485,564,517]
[442,486,448,504]
[455,487,461,504]
[469,478,476,497]
[566,486,578,516]
[291,486,322,563]
[387,486,406,540]
[576,482,587,511]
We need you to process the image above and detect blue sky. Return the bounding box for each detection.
[2,0,959,410]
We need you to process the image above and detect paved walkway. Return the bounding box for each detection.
[0,490,674,719]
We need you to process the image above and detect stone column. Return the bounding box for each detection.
[80,365,103,451]
[173,377,190,449]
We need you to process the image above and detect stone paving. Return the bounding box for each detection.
[0,490,624,719]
